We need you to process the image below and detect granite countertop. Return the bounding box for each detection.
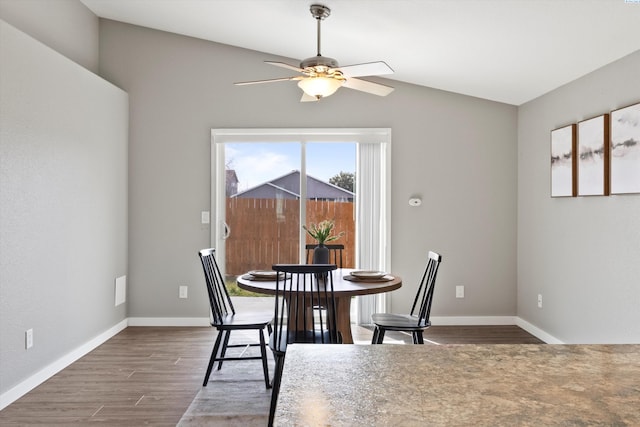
[275,344,640,426]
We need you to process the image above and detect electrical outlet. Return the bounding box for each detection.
[456,286,464,298]
[537,294,543,308]
[25,329,33,349]
[179,285,188,299]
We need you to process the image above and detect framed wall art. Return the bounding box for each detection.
[577,114,609,196]
[550,124,576,197]
[610,102,640,195]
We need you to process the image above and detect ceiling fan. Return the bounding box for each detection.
[235,4,394,102]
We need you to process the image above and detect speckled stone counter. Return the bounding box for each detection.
[274,344,640,426]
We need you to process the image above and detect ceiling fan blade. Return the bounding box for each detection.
[300,92,319,102]
[235,76,302,86]
[342,77,394,96]
[237,5,395,102]
[338,61,394,78]
[265,61,304,73]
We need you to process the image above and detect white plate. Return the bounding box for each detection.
[249,270,278,279]
[351,270,387,279]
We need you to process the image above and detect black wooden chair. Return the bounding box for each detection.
[371,251,442,344]
[305,244,345,315]
[305,243,344,268]
[198,248,272,389]
[268,263,341,426]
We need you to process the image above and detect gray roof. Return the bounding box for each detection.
[232,170,354,201]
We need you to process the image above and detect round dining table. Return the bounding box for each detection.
[236,268,402,344]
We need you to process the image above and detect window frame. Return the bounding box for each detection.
[211,128,392,321]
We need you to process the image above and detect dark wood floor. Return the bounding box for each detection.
[0,325,543,425]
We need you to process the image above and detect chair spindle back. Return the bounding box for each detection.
[409,251,442,327]
[198,248,235,324]
[305,244,344,269]
[271,264,340,351]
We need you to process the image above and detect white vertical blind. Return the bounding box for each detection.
[355,141,391,324]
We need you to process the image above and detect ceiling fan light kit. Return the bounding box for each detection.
[298,76,343,99]
[235,3,394,102]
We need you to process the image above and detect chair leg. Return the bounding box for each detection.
[203,330,224,386]
[259,328,271,389]
[376,327,386,344]
[268,353,285,427]
[217,330,231,370]
[413,331,424,344]
[371,326,379,344]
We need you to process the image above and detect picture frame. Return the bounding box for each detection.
[550,124,576,197]
[610,102,640,195]
[577,114,609,196]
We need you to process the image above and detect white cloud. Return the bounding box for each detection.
[228,146,298,191]
[225,142,356,191]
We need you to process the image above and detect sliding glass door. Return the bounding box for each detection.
[220,141,355,276]
[211,128,391,322]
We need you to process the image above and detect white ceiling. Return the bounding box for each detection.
[81,0,640,105]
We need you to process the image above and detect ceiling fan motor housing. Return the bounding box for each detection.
[300,55,340,70]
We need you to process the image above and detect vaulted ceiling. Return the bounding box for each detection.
[81,0,640,105]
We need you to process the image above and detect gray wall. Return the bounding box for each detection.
[0,16,128,399]
[98,19,518,320]
[0,0,99,73]
[518,51,640,343]
[3,0,636,405]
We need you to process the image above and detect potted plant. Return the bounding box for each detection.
[303,219,344,264]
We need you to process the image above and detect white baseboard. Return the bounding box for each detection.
[430,316,517,326]
[430,316,562,344]
[0,319,128,411]
[0,317,208,410]
[515,317,564,344]
[127,317,210,327]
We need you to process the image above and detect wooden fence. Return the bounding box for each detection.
[225,198,355,275]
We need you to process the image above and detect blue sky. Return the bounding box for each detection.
[226,142,356,191]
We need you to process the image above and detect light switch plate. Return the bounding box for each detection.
[456,285,464,298]
[179,285,188,299]
[201,211,210,224]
